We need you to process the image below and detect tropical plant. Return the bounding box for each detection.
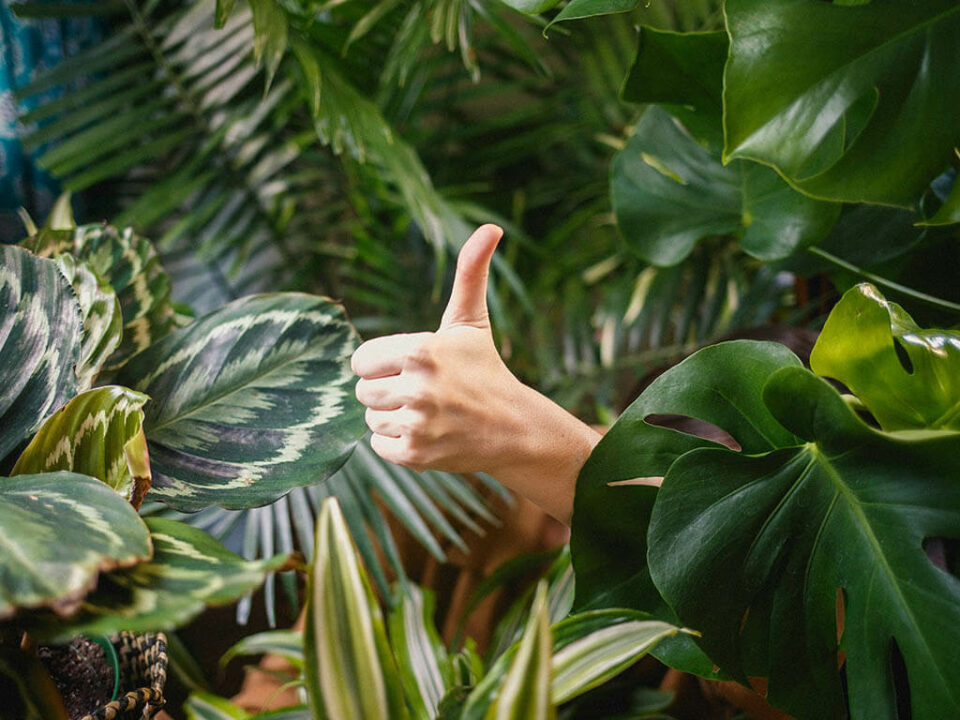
[182,497,686,720]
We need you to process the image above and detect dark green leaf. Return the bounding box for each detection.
[0,647,70,720]
[115,294,365,511]
[811,283,960,431]
[0,472,152,619]
[723,0,960,207]
[545,0,639,33]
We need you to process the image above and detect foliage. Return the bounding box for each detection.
[572,285,960,718]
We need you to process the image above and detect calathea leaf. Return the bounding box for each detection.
[114,293,365,511]
[0,246,83,462]
[648,368,960,720]
[26,517,293,643]
[612,107,838,266]
[54,254,123,390]
[571,340,802,676]
[811,283,960,431]
[12,386,152,509]
[723,0,960,207]
[0,472,152,619]
[22,223,177,369]
[304,498,407,720]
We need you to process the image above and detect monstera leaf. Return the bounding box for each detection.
[27,517,293,643]
[723,0,960,207]
[0,472,152,619]
[54,254,123,389]
[12,387,152,508]
[612,107,838,266]
[0,246,83,462]
[648,369,960,719]
[22,223,177,368]
[811,284,960,431]
[571,340,801,677]
[115,293,365,511]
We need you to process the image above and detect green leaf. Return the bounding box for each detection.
[483,581,554,720]
[723,0,960,207]
[28,518,291,642]
[388,584,449,720]
[221,630,304,669]
[648,368,960,719]
[498,0,563,16]
[0,647,70,720]
[12,386,152,508]
[304,498,407,720]
[250,0,288,91]
[545,0,639,33]
[571,340,802,676]
[185,691,251,719]
[0,246,83,462]
[114,293,365,511]
[811,283,960,431]
[612,107,839,266]
[21,224,176,369]
[0,472,152,619]
[216,0,238,28]
[53,255,123,390]
[920,169,960,226]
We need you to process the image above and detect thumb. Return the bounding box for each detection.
[439,224,503,330]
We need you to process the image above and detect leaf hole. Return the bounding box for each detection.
[893,338,914,375]
[890,639,911,720]
[643,414,741,451]
[608,477,663,488]
[923,537,960,579]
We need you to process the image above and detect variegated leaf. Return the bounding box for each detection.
[221,630,304,669]
[184,692,251,719]
[0,246,83,462]
[304,498,407,720]
[22,223,177,368]
[115,294,365,511]
[12,386,152,509]
[550,613,680,704]
[0,472,152,619]
[55,254,123,389]
[26,518,292,643]
[388,584,449,720]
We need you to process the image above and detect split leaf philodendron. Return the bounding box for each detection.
[571,283,960,720]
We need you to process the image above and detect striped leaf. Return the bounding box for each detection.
[22,223,177,368]
[388,585,449,720]
[0,246,83,462]
[550,613,679,704]
[11,387,151,507]
[26,517,292,643]
[0,472,152,619]
[115,294,365,511]
[54,254,123,389]
[483,581,554,720]
[221,630,304,669]
[185,692,250,719]
[304,498,407,720]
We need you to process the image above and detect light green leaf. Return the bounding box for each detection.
[388,584,449,720]
[648,368,960,719]
[53,255,122,389]
[12,386,152,508]
[0,472,152,619]
[551,612,679,704]
[114,293,365,511]
[250,0,288,91]
[723,0,960,207]
[21,223,176,369]
[498,0,562,16]
[221,630,304,669]
[43,192,76,231]
[28,518,291,642]
[304,498,407,720]
[612,106,839,266]
[811,283,960,431]
[185,691,250,720]
[216,0,238,28]
[0,246,83,462]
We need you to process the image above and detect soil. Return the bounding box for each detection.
[38,636,114,720]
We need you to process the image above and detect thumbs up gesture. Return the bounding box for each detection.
[351,225,600,524]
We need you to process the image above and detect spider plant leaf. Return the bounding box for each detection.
[304,498,407,720]
[27,517,293,642]
[22,223,177,369]
[184,691,252,719]
[12,386,151,509]
[0,246,82,462]
[0,472,152,620]
[221,629,304,669]
[388,584,449,720]
[114,293,365,511]
[811,283,960,431]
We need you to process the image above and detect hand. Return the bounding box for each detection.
[351,224,600,524]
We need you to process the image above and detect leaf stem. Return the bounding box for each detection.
[807,246,960,314]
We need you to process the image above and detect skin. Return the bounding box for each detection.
[351,224,602,525]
